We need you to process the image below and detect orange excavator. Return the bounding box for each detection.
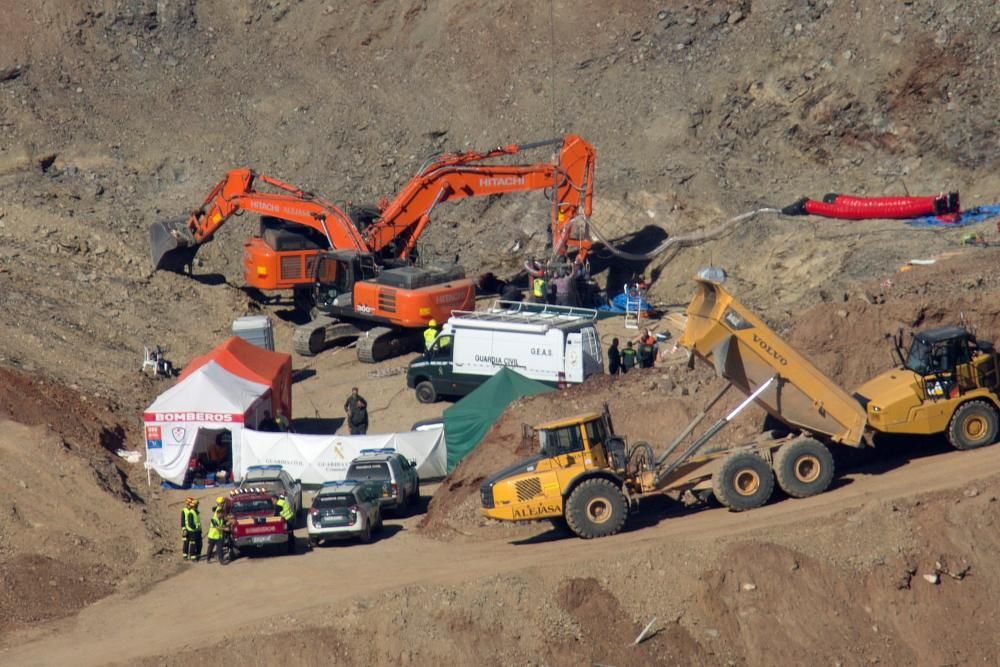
[149,135,596,362]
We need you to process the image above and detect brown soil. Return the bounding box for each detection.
[418,360,758,539]
[2,0,1000,664]
[14,452,999,667]
[787,247,1000,391]
[0,367,181,636]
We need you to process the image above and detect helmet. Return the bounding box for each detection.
[428,319,438,328]
[216,496,225,505]
[185,496,195,507]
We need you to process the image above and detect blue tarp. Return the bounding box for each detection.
[905,204,1000,228]
[597,291,653,313]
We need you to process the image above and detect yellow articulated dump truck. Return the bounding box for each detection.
[480,275,1000,539]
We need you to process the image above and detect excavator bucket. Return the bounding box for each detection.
[149,218,199,272]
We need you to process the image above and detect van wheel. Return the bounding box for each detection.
[359,522,372,544]
[712,452,774,511]
[773,438,834,498]
[564,479,628,539]
[948,400,1000,450]
[415,381,437,404]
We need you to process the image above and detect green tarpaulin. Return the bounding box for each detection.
[443,368,554,471]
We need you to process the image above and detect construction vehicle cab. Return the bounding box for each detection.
[857,325,1000,449]
[309,250,379,311]
[481,411,632,538]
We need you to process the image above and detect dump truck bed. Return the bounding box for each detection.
[678,279,867,447]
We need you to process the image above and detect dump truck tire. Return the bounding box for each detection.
[773,438,835,498]
[947,400,1000,450]
[564,478,628,539]
[713,452,774,511]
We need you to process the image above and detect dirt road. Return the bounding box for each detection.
[6,441,1000,666]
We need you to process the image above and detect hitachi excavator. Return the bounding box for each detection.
[149,135,597,362]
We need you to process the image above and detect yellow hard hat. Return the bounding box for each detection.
[216,496,224,505]
[429,319,438,328]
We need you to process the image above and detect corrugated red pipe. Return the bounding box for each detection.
[782,192,960,219]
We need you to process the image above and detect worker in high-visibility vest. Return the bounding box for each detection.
[276,494,296,543]
[181,497,202,561]
[424,319,439,350]
[205,497,225,563]
[531,273,548,303]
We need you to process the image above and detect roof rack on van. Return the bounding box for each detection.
[494,301,599,320]
[448,301,599,332]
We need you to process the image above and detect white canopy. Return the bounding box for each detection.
[145,361,270,418]
[239,428,447,483]
[143,361,273,485]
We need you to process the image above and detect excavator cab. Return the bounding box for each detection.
[312,250,378,311]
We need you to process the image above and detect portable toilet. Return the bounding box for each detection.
[232,315,275,351]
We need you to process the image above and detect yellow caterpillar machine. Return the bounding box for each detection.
[480,274,1000,538]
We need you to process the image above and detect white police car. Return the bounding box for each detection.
[307,480,383,546]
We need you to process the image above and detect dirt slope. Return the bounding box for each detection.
[1,0,999,664]
[6,443,1000,666]
[1,0,998,398]
[421,248,1000,538]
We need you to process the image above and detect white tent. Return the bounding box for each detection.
[143,361,273,485]
[239,428,447,483]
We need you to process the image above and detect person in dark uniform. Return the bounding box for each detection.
[344,387,369,435]
[607,338,621,375]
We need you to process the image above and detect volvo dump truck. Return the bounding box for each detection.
[480,275,1000,538]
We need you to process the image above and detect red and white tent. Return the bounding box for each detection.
[143,338,293,486]
[180,336,292,418]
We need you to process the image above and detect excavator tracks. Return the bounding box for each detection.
[292,317,363,356]
[357,327,422,363]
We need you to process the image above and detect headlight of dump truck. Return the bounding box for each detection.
[480,483,495,509]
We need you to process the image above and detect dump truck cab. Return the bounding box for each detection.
[856,326,1000,448]
[480,411,630,536]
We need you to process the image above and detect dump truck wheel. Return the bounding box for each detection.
[948,400,1000,450]
[564,478,628,539]
[713,452,774,511]
[773,438,835,499]
[415,381,437,404]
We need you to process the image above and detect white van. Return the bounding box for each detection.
[406,302,604,403]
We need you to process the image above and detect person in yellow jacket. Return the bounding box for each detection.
[423,319,438,350]
[205,497,225,563]
[276,493,296,545]
[276,493,295,525]
[531,274,547,303]
[181,497,202,561]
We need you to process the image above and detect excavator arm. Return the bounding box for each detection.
[361,134,596,262]
[149,168,368,272]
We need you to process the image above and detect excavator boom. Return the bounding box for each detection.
[362,134,596,262]
[151,135,596,275]
[149,168,367,272]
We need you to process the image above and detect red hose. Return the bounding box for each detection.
[784,192,959,220]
